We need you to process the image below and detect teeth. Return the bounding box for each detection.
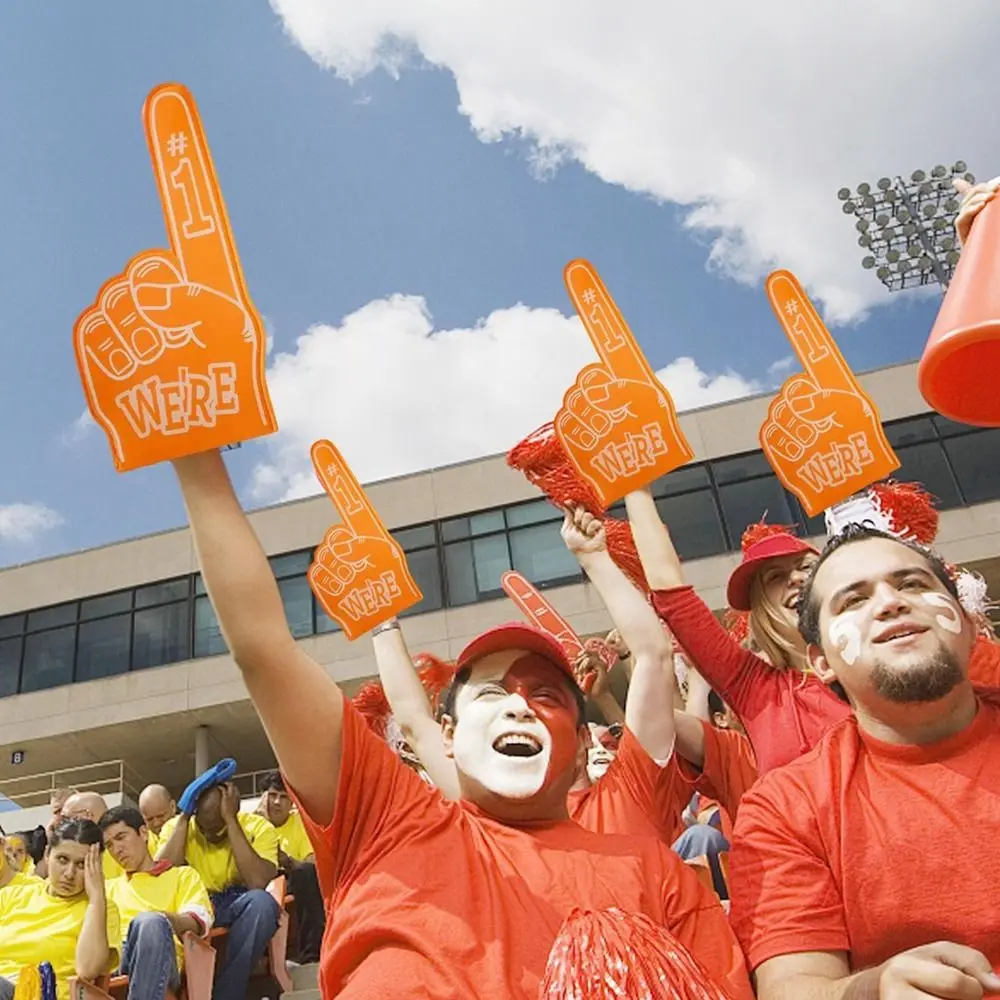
[493,732,542,756]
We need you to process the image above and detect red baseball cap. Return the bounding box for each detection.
[456,622,577,682]
[726,533,818,612]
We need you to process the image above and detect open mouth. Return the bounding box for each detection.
[783,593,799,610]
[874,623,929,645]
[492,732,543,757]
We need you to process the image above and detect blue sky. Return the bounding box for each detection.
[0,2,957,567]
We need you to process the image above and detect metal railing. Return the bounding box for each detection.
[0,759,141,809]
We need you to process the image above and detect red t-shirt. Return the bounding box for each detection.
[679,723,758,843]
[969,636,1000,687]
[729,689,1000,974]
[652,586,851,773]
[293,697,753,999]
[568,727,688,845]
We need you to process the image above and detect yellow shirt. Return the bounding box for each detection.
[5,870,43,889]
[0,881,120,1000]
[103,850,124,881]
[160,813,279,893]
[273,812,313,863]
[147,829,162,857]
[106,864,213,969]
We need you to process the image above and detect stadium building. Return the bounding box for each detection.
[2,359,1000,815]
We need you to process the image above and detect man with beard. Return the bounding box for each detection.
[169,450,751,999]
[729,525,1000,1000]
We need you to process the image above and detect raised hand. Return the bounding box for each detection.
[500,571,585,662]
[953,175,1000,245]
[74,84,276,471]
[760,270,899,515]
[83,844,105,900]
[307,440,422,640]
[555,260,693,507]
[560,505,607,556]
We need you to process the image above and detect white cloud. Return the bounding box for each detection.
[62,409,95,446]
[0,503,64,543]
[270,0,1000,322]
[251,294,757,501]
[766,355,796,380]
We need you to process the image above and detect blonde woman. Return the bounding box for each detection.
[626,489,850,773]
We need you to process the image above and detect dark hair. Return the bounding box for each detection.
[99,806,146,835]
[798,524,960,647]
[49,819,103,851]
[707,690,726,719]
[441,665,588,727]
[260,771,286,793]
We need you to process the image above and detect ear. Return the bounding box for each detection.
[440,715,456,759]
[807,643,838,686]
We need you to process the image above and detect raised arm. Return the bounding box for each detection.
[77,846,113,981]
[371,621,461,798]
[623,488,685,590]
[171,451,343,825]
[563,507,675,761]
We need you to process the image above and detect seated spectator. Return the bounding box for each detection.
[33,788,77,881]
[257,772,324,963]
[3,832,31,875]
[62,792,124,879]
[731,525,1000,999]
[0,828,41,889]
[100,806,213,1000]
[158,782,280,1000]
[0,820,119,1000]
[138,784,177,854]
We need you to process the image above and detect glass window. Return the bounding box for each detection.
[651,464,712,497]
[80,591,132,621]
[26,603,76,632]
[270,551,312,578]
[0,637,21,696]
[394,525,437,550]
[314,603,341,634]
[21,627,76,692]
[132,603,191,670]
[444,535,511,606]
[76,615,131,681]
[712,452,773,486]
[718,476,796,549]
[894,442,962,509]
[195,574,207,596]
[401,548,444,617]
[655,492,727,560]
[509,522,581,586]
[931,414,975,438]
[194,596,227,658]
[278,576,314,638]
[134,578,190,609]
[440,511,505,543]
[0,614,24,639]
[943,428,1000,505]
[505,500,561,529]
[884,417,936,447]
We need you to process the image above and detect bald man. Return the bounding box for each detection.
[62,791,123,878]
[139,785,177,852]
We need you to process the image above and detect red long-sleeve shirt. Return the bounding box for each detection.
[652,586,851,774]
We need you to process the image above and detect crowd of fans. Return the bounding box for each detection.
[0,768,324,1000]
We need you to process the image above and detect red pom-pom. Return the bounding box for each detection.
[870,480,939,545]
[540,907,739,999]
[352,681,392,740]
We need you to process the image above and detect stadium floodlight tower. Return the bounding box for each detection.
[838,162,975,293]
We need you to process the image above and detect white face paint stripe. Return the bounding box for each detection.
[828,616,862,665]
[921,592,962,634]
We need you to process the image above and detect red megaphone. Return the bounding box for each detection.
[919,195,1000,426]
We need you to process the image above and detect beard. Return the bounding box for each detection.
[870,646,964,703]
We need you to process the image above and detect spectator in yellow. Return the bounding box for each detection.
[100,806,213,1000]
[158,782,279,1000]
[0,819,119,1000]
[62,792,124,880]
[0,828,41,890]
[257,771,324,962]
[138,784,177,856]
[3,832,31,875]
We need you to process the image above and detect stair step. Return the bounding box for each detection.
[290,962,320,991]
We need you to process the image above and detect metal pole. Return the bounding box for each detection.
[895,176,950,290]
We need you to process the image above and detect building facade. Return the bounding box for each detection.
[2,359,1000,796]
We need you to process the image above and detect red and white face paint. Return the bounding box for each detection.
[451,653,581,801]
